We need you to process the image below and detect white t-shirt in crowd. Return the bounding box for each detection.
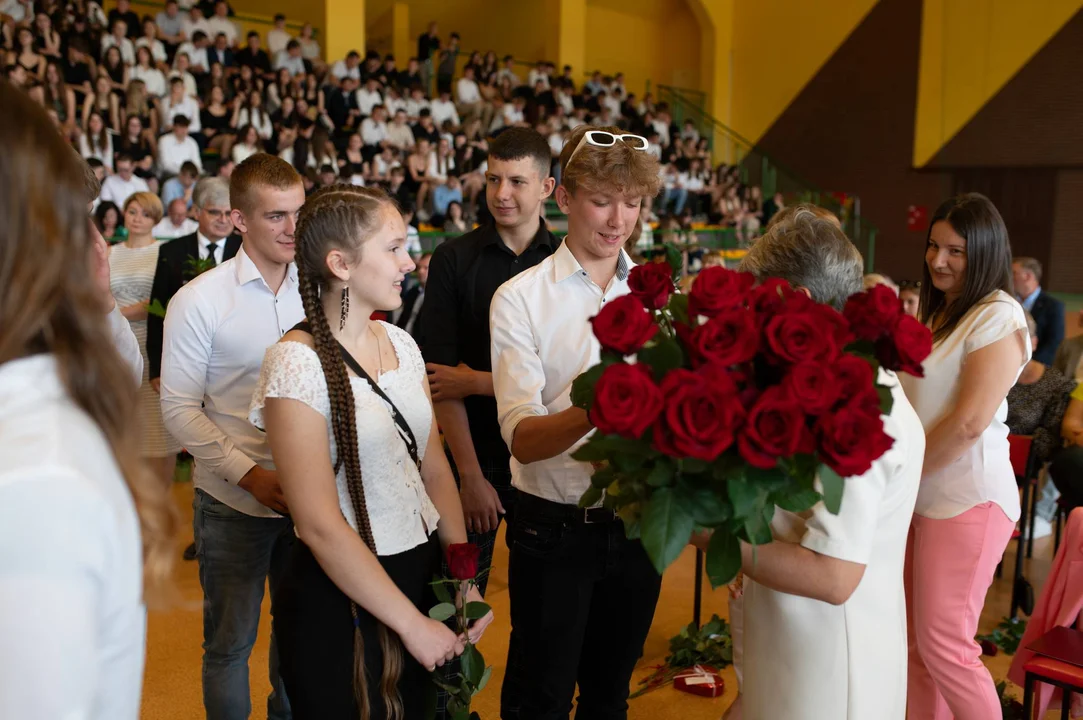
[456,77,481,104]
[153,216,199,239]
[99,173,150,208]
[331,59,361,81]
[741,370,924,720]
[0,355,145,720]
[360,118,388,147]
[135,37,168,64]
[205,16,237,46]
[899,290,1029,522]
[130,65,166,97]
[430,98,460,128]
[356,87,383,117]
[174,41,208,73]
[157,133,203,176]
[160,95,202,132]
[503,104,525,126]
[266,28,291,56]
[405,96,430,119]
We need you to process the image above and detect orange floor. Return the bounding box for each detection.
[141,481,1056,719]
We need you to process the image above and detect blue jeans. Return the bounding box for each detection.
[193,489,294,720]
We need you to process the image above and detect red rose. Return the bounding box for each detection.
[653,368,745,462]
[763,309,839,365]
[628,261,674,311]
[749,278,810,316]
[816,403,894,478]
[446,543,480,581]
[813,302,854,350]
[687,308,759,368]
[589,363,664,439]
[834,355,876,405]
[590,295,658,355]
[876,314,932,377]
[689,266,755,318]
[738,387,815,469]
[783,362,842,416]
[843,285,903,341]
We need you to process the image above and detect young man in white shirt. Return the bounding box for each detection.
[273,38,306,77]
[160,77,202,132]
[156,114,203,176]
[489,125,663,718]
[266,14,291,57]
[430,89,460,129]
[205,0,237,47]
[455,65,493,130]
[695,207,925,720]
[355,76,383,117]
[99,154,150,208]
[175,30,209,75]
[359,104,390,158]
[101,20,135,65]
[160,154,306,720]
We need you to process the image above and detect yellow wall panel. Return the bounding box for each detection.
[583,0,701,96]
[730,0,878,144]
[913,0,1083,166]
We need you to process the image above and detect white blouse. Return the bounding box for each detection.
[250,322,440,556]
[899,290,1029,521]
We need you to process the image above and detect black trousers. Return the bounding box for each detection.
[500,493,663,720]
[273,533,439,720]
[1050,446,1083,510]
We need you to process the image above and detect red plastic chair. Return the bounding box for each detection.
[1007,434,1037,617]
[1022,626,1083,718]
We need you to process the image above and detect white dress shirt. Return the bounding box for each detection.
[99,173,150,209]
[235,108,273,139]
[360,118,388,147]
[160,246,304,517]
[405,97,430,119]
[174,41,208,72]
[205,16,237,46]
[355,87,383,117]
[490,241,632,504]
[135,37,168,64]
[899,290,1029,522]
[456,77,481,104]
[153,216,199,239]
[741,371,923,720]
[168,69,199,98]
[266,28,291,56]
[197,231,227,265]
[430,98,460,127]
[0,355,145,720]
[156,133,203,176]
[130,64,166,97]
[160,95,202,132]
[101,35,135,65]
[273,51,306,76]
[250,326,440,555]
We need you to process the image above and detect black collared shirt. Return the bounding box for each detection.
[421,218,559,465]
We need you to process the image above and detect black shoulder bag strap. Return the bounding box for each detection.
[291,321,421,470]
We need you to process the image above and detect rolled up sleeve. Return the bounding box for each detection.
[490,284,548,452]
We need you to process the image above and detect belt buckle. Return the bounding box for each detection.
[583,507,611,524]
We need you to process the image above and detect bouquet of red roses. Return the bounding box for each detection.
[570,259,932,587]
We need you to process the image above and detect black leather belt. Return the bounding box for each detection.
[516,491,618,524]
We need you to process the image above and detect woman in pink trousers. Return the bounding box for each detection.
[899,193,1029,720]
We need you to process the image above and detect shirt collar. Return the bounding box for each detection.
[479,217,558,255]
[552,240,631,284]
[1023,286,1041,308]
[235,244,298,290]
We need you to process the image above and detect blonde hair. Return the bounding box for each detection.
[124,191,164,224]
[559,125,662,199]
[230,153,303,216]
[863,273,898,294]
[0,81,177,606]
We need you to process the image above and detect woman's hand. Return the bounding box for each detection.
[120,301,149,322]
[399,616,465,672]
[462,585,494,645]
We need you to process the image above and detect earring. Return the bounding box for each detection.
[339,286,349,331]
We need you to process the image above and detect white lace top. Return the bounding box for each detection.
[250,322,440,556]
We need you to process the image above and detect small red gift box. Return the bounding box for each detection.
[674,665,724,697]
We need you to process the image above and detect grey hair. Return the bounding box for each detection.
[193,177,230,210]
[738,205,863,310]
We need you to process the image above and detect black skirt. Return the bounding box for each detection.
[274,532,440,720]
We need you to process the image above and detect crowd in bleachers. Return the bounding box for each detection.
[2,0,780,249]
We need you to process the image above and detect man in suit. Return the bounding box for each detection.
[207,32,235,70]
[148,176,240,392]
[1014,257,1064,365]
[393,251,430,343]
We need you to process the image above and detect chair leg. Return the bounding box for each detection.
[1061,687,1071,719]
[1056,509,1064,555]
[1024,673,1034,720]
[1028,480,1038,558]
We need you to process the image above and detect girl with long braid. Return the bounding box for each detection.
[251,184,493,719]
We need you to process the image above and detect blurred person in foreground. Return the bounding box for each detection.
[0,79,176,719]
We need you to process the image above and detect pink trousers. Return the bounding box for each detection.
[904,502,1015,720]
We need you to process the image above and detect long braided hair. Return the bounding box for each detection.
[294,183,405,720]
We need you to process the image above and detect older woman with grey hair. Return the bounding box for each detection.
[716,205,925,720]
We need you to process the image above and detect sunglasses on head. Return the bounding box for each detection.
[565,130,649,167]
[899,280,922,291]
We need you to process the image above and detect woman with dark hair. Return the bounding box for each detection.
[95,200,122,240]
[15,26,45,79]
[0,75,175,720]
[899,193,1029,720]
[251,185,492,718]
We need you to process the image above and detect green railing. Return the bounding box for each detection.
[657,84,878,272]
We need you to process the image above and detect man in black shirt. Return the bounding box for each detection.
[234,31,272,77]
[416,21,440,91]
[411,108,440,146]
[421,125,558,720]
[62,40,94,105]
[107,0,140,39]
[326,75,361,141]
